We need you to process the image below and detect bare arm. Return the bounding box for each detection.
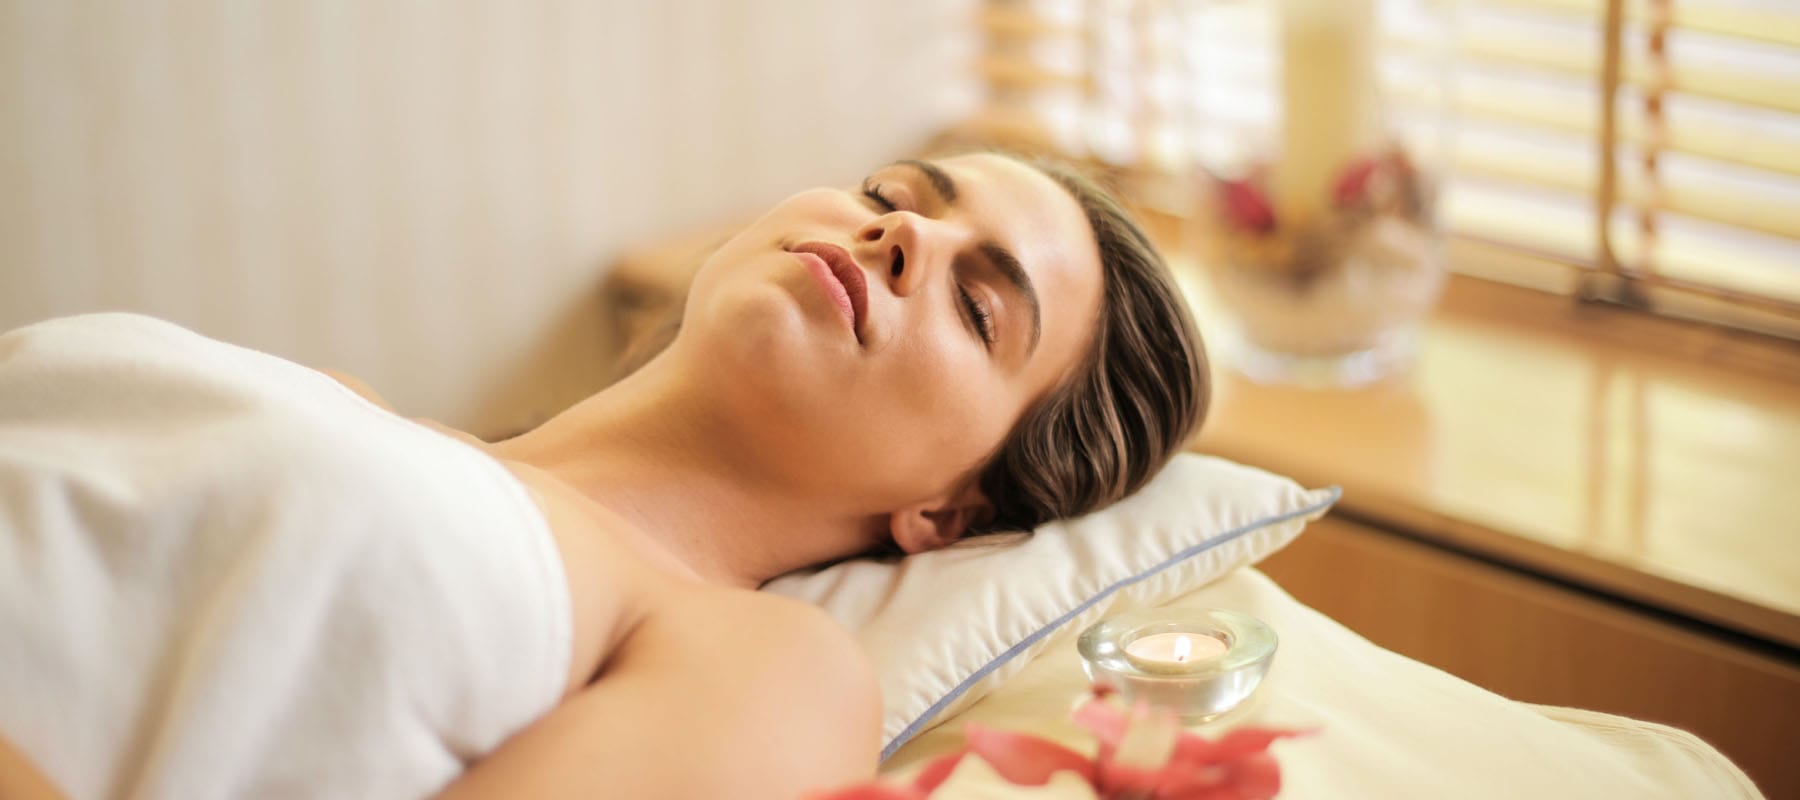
[437,594,881,800]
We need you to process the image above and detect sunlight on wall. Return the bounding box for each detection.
[0,1,978,436]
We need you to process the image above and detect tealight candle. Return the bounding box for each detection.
[1078,608,1277,723]
[1124,632,1229,672]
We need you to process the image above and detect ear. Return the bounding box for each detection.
[887,481,995,555]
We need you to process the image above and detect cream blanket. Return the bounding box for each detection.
[884,567,1762,799]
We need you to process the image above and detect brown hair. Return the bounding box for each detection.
[968,156,1209,535]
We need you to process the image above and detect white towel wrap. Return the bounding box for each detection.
[0,313,571,799]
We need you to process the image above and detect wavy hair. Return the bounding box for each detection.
[968,156,1209,535]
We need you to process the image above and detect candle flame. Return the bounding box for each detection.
[1174,635,1192,662]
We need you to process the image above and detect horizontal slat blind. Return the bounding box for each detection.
[965,0,1800,338]
[1405,0,1800,331]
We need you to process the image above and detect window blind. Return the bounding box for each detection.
[958,0,1800,339]
[1425,0,1800,338]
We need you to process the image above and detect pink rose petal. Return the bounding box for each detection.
[1109,703,1179,772]
[802,782,925,800]
[1228,752,1285,798]
[1074,697,1130,751]
[1333,157,1380,208]
[964,722,1098,786]
[1094,761,1165,797]
[911,751,968,794]
[1220,179,1277,233]
[1173,727,1313,767]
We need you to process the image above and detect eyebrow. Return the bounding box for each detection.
[896,159,957,204]
[892,159,1043,357]
[979,241,1043,355]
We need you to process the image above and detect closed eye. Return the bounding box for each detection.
[865,175,994,349]
[958,284,995,347]
[862,180,897,212]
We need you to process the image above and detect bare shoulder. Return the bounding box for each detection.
[633,587,881,772]
[644,587,878,716]
[435,588,882,800]
[746,593,877,712]
[720,589,863,652]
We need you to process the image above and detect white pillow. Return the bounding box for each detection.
[762,453,1338,760]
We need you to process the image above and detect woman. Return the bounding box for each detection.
[0,152,1206,799]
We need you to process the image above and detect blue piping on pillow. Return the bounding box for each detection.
[879,486,1342,762]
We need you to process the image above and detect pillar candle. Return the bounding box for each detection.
[1273,0,1380,230]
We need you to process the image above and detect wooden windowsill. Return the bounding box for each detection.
[1189,273,1800,652]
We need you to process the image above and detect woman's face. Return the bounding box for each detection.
[679,153,1103,539]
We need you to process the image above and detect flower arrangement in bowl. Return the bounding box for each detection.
[1199,142,1444,388]
[810,684,1312,799]
[1174,0,1455,388]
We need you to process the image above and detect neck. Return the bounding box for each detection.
[488,351,883,589]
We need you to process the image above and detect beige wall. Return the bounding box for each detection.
[0,1,977,437]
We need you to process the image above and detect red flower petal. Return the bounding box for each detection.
[1155,757,1283,799]
[1220,179,1277,233]
[1333,157,1379,208]
[1172,727,1313,767]
[1226,752,1284,798]
[1154,760,1232,796]
[963,723,1098,786]
[1154,729,1311,799]
[1094,760,1165,796]
[911,751,967,794]
[802,782,926,800]
[1110,703,1179,772]
[1073,697,1130,749]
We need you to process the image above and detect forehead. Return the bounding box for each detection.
[937,153,1090,251]
[934,153,1103,375]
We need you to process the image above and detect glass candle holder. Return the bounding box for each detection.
[1077,608,1277,724]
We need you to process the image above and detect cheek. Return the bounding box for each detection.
[744,188,861,238]
[878,336,1016,465]
[692,187,855,279]
[681,261,833,422]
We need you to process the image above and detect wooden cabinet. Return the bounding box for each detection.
[1190,277,1800,797]
[1259,514,1800,798]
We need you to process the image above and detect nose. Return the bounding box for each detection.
[855,211,957,298]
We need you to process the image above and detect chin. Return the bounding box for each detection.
[694,283,842,411]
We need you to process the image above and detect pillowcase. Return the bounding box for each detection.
[761,453,1339,760]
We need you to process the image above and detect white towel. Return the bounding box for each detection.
[0,313,571,799]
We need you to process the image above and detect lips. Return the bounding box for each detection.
[789,241,868,343]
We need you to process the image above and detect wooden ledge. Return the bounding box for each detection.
[1191,274,1800,652]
